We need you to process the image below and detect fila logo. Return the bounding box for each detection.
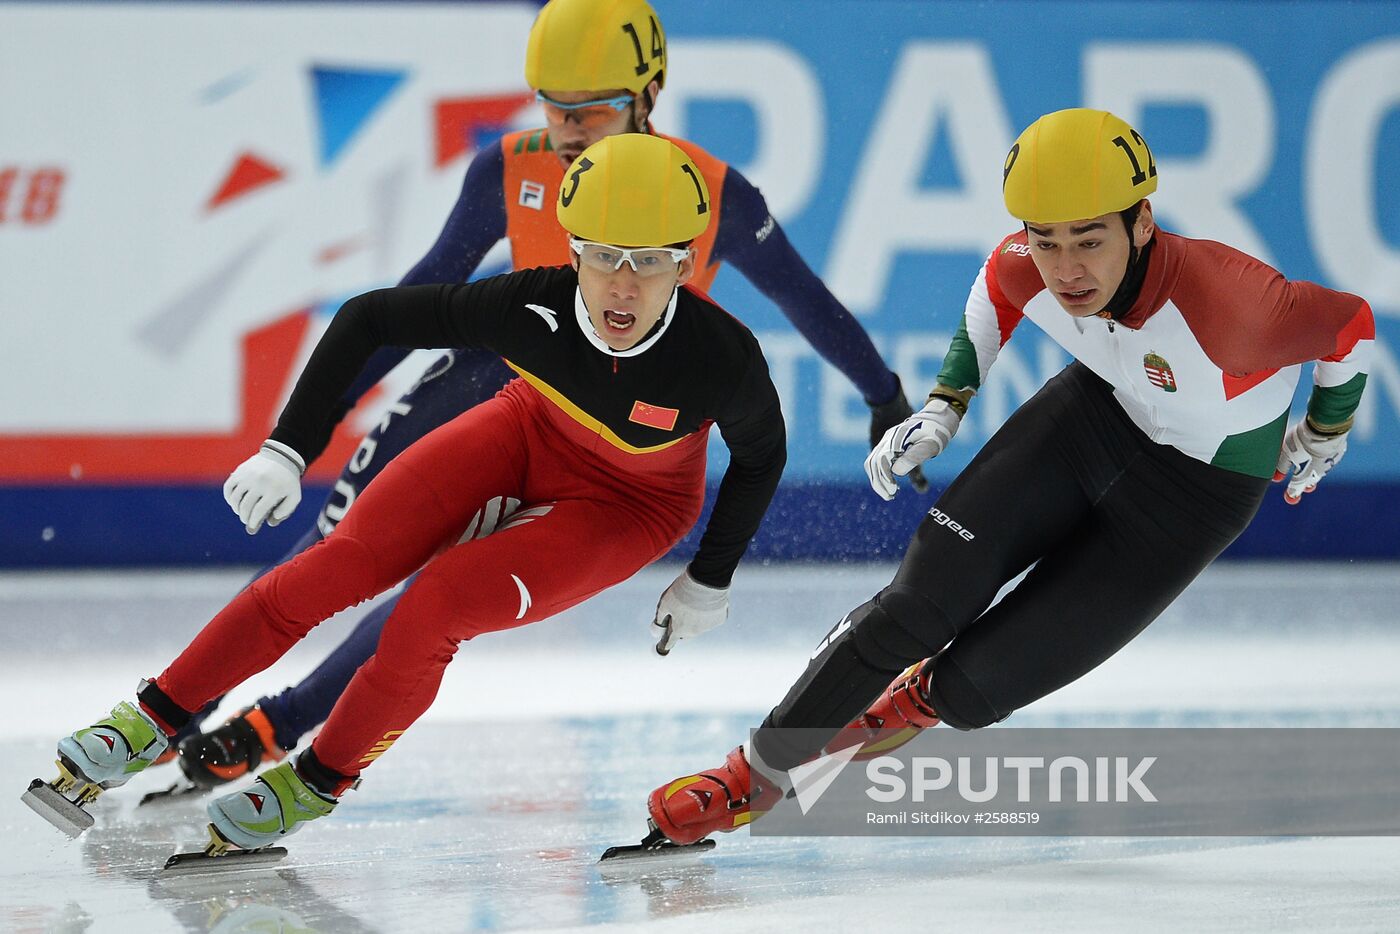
[811,612,853,659]
[928,507,975,541]
[629,400,679,431]
[526,303,559,333]
[519,180,546,210]
[358,730,406,765]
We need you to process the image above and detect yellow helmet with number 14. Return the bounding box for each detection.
[1002,108,1158,224]
[525,0,667,95]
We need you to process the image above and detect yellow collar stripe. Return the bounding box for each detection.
[506,361,685,455]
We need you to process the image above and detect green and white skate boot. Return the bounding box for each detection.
[56,700,170,787]
[205,759,338,853]
[23,699,170,837]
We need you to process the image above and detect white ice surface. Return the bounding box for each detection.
[2,562,1399,932]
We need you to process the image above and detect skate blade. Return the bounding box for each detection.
[161,846,288,877]
[138,781,204,807]
[599,827,716,863]
[21,778,95,838]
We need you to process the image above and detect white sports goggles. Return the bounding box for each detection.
[570,239,690,278]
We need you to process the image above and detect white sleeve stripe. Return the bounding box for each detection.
[963,262,1006,388]
[1314,338,1373,387]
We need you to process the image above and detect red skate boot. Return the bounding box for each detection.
[646,745,785,846]
[826,659,941,760]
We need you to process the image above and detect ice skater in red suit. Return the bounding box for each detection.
[39,134,785,856]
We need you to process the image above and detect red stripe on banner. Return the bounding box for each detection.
[206,152,286,211]
[434,93,535,168]
[1,311,375,483]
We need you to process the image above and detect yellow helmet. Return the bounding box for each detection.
[525,0,666,95]
[1002,108,1158,224]
[556,134,710,246]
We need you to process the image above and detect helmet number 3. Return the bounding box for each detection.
[560,156,594,208]
[622,17,664,77]
[1111,131,1157,187]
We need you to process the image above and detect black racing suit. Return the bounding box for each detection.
[754,360,1268,771]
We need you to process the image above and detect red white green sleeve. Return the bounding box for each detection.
[1170,241,1375,435]
[936,243,1027,397]
[1307,297,1374,431]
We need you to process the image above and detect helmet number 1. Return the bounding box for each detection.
[680,163,707,215]
[1111,131,1157,187]
[622,17,664,78]
[560,156,594,208]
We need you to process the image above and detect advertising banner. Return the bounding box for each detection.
[4,1,1397,563]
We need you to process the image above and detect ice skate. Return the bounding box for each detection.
[641,745,784,848]
[602,743,772,860]
[137,778,207,807]
[160,823,290,877]
[22,699,170,837]
[181,704,287,788]
[826,658,941,761]
[162,756,338,875]
[207,757,338,849]
[143,704,288,807]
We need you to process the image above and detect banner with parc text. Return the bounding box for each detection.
[3,1,1398,564]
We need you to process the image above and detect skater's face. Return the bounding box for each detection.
[572,240,695,351]
[1025,201,1155,317]
[540,81,658,172]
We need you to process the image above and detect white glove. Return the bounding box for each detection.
[1274,418,1348,505]
[223,440,306,534]
[651,569,729,655]
[864,397,962,501]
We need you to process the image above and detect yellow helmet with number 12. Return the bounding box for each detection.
[1002,108,1158,223]
[525,0,667,95]
[556,134,710,247]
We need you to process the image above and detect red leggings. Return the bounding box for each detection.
[156,391,702,776]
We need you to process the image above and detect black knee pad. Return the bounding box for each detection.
[760,585,959,770]
[925,651,1004,731]
[849,583,956,671]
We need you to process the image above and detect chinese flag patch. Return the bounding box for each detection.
[629,400,679,431]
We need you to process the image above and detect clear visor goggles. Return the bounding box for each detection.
[570,239,690,278]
